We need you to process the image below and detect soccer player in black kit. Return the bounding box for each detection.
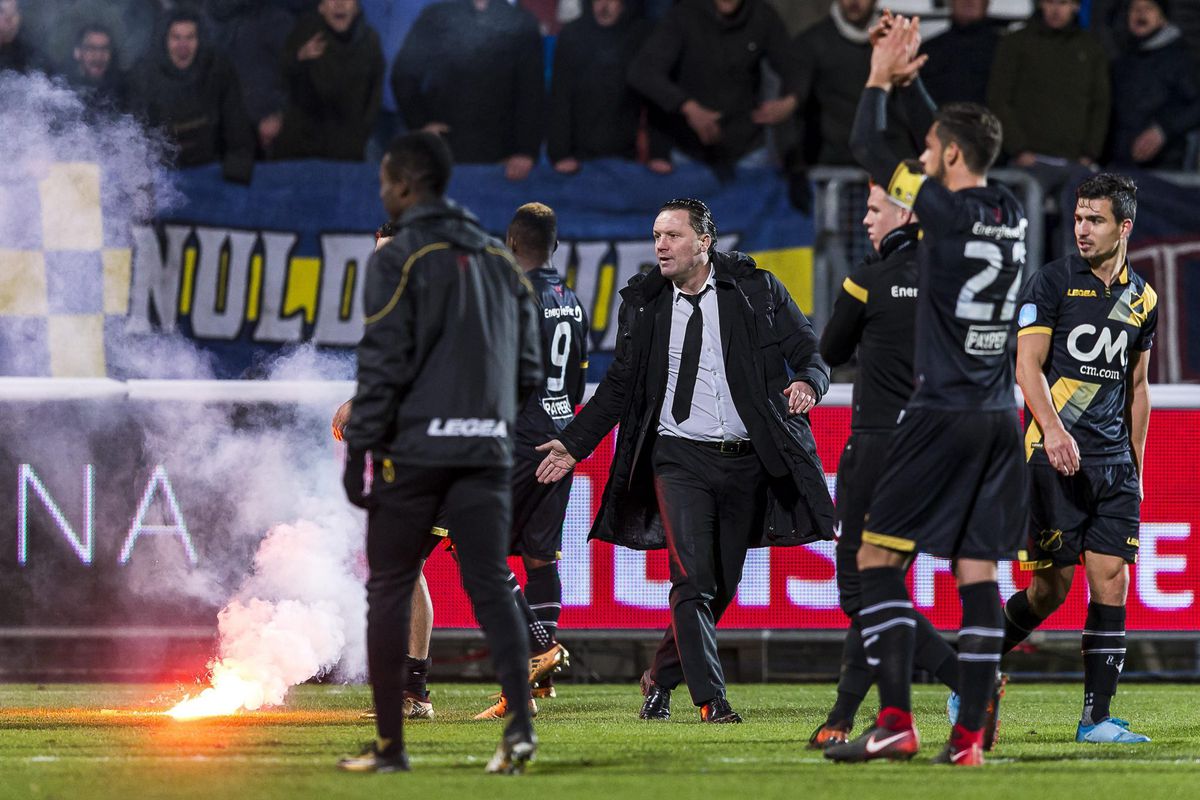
[475,202,590,719]
[810,178,961,749]
[1003,174,1157,744]
[825,16,1028,766]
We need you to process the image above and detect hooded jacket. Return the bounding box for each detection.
[987,14,1110,160]
[274,8,383,161]
[559,249,835,551]
[346,198,543,468]
[126,12,255,181]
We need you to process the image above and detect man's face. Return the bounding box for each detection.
[950,0,988,26]
[75,32,112,80]
[713,0,742,16]
[167,21,199,70]
[920,124,949,185]
[1128,0,1166,38]
[653,209,710,283]
[1075,198,1129,262]
[1040,0,1078,30]
[0,0,20,46]
[319,0,358,34]
[837,0,876,28]
[863,185,912,252]
[593,0,623,27]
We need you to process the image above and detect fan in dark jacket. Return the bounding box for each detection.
[1108,0,1200,169]
[274,0,383,161]
[0,0,46,73]
[65,23,126,111]
[627,0,801,167]
[392,0,544,181]
[126,8,256,182]
[549,0,671,173]
[918,0,1002,106]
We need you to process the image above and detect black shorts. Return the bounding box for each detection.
[509,454,574,561]
[835,431,894,615]
[1021,462,1141,568]
[863,408,1028,561]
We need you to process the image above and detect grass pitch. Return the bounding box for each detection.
[1,682,1198,800]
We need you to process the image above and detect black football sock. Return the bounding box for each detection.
[827,618,869,728]
[1082,602,1126,726]
[857,566,916,723]
[914,612,959,693]
[525,562,562,648]
[1002,588,1048,654]
[507,572,552,653]
[956,581,1004,732]
[401,655,430,698]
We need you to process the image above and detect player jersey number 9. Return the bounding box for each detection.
[547,320,572,393]
[955,240,1024,323]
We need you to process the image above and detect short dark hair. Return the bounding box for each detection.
[376,220,399,239]
[508,202,557,260]
[383,132,453,198]
[933,103,1003,175]
[659,198,717,252]
[76,23,113,47]
[1076,172,1137,224]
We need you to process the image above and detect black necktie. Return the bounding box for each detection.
[672,288,709,424]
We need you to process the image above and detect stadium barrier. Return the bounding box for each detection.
[1,378,1197,680]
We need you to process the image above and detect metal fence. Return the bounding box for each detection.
[806,167,1046,331]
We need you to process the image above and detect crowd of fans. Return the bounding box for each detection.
[1,0,1198,192]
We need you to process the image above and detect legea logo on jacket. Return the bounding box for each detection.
[427,418,508,437]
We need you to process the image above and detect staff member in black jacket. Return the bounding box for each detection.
[809,178,961,748]
[338,132,543,775]
[536,198,834,723]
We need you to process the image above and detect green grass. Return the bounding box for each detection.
[1,682,1198,799]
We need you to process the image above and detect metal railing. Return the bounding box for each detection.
[806,166,1045,330]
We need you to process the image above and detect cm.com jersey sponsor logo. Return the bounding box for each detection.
[1067,324,1128,380]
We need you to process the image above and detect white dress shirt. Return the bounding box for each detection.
[657,267,750,442]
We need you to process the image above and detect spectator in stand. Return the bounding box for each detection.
[392,0,544,181]
[0,0,44,73]
[1108,0,1200,169]
[550,0,670,173]
[988,0,1110,168]
[918,0,1001,106]
[274,0,382,161]
[127,8,255,182]
[65,23,125,109]
[627,0,800,169]
[790,0,879,168]
[22,1,168,74]
[209,0,295,158]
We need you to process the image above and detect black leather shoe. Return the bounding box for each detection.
[639,670,671,720]
[700,695,743,723]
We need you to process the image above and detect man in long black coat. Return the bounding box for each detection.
[536,198,834,722]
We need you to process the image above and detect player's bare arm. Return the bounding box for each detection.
[1016,332,1080,476]
[1126,348,1151,498]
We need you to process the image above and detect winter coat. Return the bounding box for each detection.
[126,35,255,182]
[988,16,1110,160]
[628,0,799,163]
[1108,24,1200,169]
[392,0,544,163]
[560,249,835,551]
[274,10,383,161]
[549,2,666,162]
[919,19,1003,107]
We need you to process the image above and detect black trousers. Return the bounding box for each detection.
[648,435,767,706]
[366,462,531,744]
